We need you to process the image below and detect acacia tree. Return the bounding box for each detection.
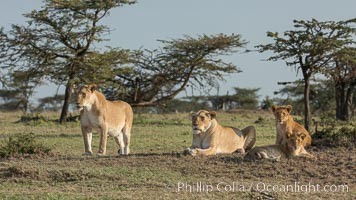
[257,18,355,131]
[326,47,356,120]
[0,0,135,123]
[205,87,260,110]
[0,69,42,111]
[9,70,43,112]
[274,80,336,115]
[103,34,247,107]
[231,87,260,109]
[37,95,65,111]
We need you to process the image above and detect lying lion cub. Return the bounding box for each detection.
[244,132,316,161]
[272,105,311,147]
[185,110,256,156]
[75,84,133,156]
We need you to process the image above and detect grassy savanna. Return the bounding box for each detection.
[0,111,354,199]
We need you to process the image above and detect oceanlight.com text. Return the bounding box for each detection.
[164,181,349,193]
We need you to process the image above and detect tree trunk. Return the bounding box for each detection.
[59,79,74,124]
[303,77,311,132]
[22,98,29,113]
[335,83,354,121]
[335,82,344,120]
[343,86,353,121]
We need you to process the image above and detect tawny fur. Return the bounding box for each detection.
[186,110,256,156]
[75,84,133,156]
[272,105,312,147]
[244,132,316,161]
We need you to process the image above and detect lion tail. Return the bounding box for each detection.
[231,126,257,152]
[241,126,257,151]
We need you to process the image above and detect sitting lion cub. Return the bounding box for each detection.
[185,110,256,156]
[272,105,311,147]
[244,132,316,161]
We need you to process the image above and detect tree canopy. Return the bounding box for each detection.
[257,18,355,130]
[0,1,248,121]
[0,0,136,122]
[103,34,247,107]
[326,47,356,120]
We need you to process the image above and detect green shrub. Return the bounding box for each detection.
[17,113,48,125]
[0,133,51,158]
[312,124,355,148]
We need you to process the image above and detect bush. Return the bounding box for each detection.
[0,133,51,158]
[312,124,355,148]
[17,113,48,125]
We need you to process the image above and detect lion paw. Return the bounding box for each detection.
[82,152,93,156]
[235,148,245,155]
[183,148,190,155]
[96,152,106,157]
[184,148,198,156]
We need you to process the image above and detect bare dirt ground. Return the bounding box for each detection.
[0,146,354,199]
[0,111,354,199]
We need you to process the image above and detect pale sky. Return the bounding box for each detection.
[0,0,355,102]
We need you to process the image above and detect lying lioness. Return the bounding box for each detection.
[75,84,133,156]
[244,132,316,161]
[185,110,256,156]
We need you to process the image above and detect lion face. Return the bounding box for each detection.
[191,110,216,135]
[286,133,305,155]
[75,84,97,111]
[272,105,292,124]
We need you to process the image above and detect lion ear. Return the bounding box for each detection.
[286,132,293,138]
[298,132,306,140]
[72,84,78,93]
[88,84,97,93]
[286,105,292,113]
[271,105,277,113]
[190,111,196,117]
[209,111,217,119]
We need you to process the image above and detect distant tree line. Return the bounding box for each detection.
[0,0,354,130]
[147,79,355,117]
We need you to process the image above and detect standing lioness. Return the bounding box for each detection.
[75,84,133,156]
[186,110,256,156]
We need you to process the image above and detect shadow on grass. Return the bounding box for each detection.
[36,133,81,138]
[55,152,260,165]
[57,152,185,161]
